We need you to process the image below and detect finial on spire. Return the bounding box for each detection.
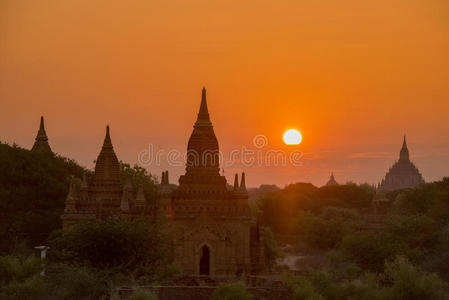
[195,87,211,126]
[234,173,239,191]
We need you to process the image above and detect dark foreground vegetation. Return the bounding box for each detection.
[258,178,449,299]
[1,142,448,299]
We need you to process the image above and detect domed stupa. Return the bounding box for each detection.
[377,136,424,192]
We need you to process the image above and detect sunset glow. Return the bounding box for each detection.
[1,0,448,186]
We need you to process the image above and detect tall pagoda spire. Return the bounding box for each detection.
[233,173,239,191]
[32,116,52,153]
[195,87,212,127]
[240,172,247,192]
[103,125,113,149]
[399,135,409,162]
[92,125,121,184]
[178,87,227,194]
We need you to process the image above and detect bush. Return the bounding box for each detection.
[262,227,281,271]
[282,274,324,300]
[48,219,170,273]
[384,256,448,300]
[44,264,106,300]
[212,282,253,300]
[0,255,108,300]
[295,211,352,250]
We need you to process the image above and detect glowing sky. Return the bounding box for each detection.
[1,0,448,187]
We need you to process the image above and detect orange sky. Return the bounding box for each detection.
[1,0,448,187]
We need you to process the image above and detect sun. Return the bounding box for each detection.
[283,129,302,145]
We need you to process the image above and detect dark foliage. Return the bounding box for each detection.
[0,143,85,254]
[48,218,171,273]
[258,182,373,237]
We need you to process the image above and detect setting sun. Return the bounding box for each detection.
[283,129,302,145]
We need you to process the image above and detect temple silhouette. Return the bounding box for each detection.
[325,172,338,186]
[377,136,424,192]
[60,88,266,276]
[32,116,52,153]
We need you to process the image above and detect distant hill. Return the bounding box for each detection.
[0,142,85,254]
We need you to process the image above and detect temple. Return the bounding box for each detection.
[377,136,424,192]
[32,116,52,153]
[61,88,266,275]
[325,172,338,186]
[61,126,149,229]
[163,88,266,276]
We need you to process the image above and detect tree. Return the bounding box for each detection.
[384,257,448,300]
[48,219,170,273]
[262,227,281,271]
[120,162,158,203]
[0,142,85,254]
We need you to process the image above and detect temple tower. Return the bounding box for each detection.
[325,172,338,186]
[166,88,265,276]
[62,126,146,229]
[177,87,227,194]
[32,116,52,153]
[377,136,424,192]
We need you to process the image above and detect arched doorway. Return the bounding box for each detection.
[199,245,210,275]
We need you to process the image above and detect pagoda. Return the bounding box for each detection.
[161,88,266,276]
[31,116,52,153]
[61,126,148,229]
[377,136,424,192]
[325,172,338,186]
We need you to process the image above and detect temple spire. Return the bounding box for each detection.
[234,173,239,191]
[195,87,212,126]
[326,172,338,186]
[103,125,113,149]
[32,116,52,153]
[161,171,169,185]
[399,135,409,162]
[240,172,246,192]
[38,116,45,135]
[93,125,120,183]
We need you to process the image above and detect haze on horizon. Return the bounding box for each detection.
[1,0,448,187]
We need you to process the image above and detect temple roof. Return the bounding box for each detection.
[32,116,52,153]
[195,87,212,127]
[92,126,121,185]
[177,88,227,194]
[326,172,338,186]
[378,136,424,192]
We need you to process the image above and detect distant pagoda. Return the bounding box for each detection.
[325,172,338,186]
[377,136,424,192]
[32,116,52,153]
[61,126,148,229]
